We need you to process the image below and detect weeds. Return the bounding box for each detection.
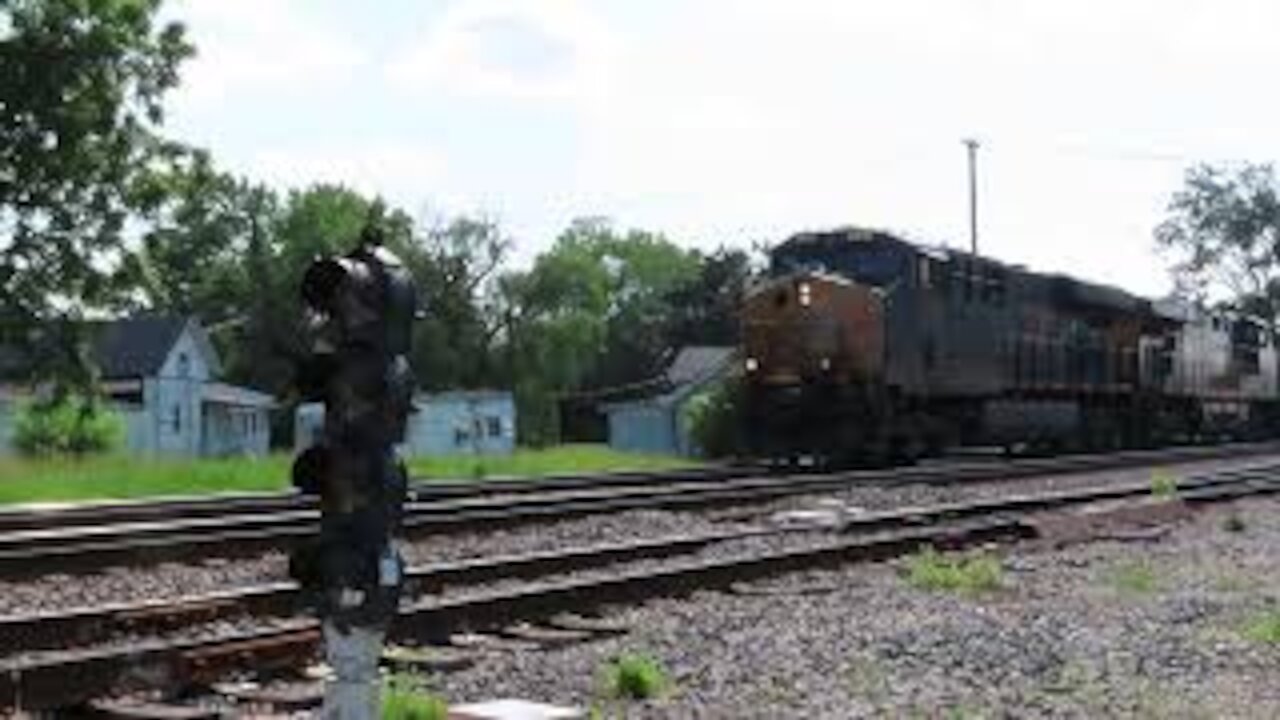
[1107,561,1159,594]
[1150,469,1178,499]
[1243,610,1280,645]
[382,674,447,720]
[601,652,669,700]
[904,547,1003,594]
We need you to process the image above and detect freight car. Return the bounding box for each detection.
[740,227,1280,465]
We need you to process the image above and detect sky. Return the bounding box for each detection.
[160,0,1280,297]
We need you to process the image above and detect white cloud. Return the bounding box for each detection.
[165,0,367,111]
[250,144,447,209]
[385,0,614,102]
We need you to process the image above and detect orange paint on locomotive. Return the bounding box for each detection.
[741,273,884,386]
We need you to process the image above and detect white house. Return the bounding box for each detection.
[0,316,274,456]
[296,389,516,457]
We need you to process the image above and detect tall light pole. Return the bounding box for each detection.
[963,138,979,255]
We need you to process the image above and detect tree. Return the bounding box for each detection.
[665,247,756,347]
[499,218,700,442]
[1,0,193,395]
[405,216,510,391]
[1156,163,1280,322]
[123,149,277,322]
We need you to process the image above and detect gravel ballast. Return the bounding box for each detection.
[0,453,1274,620]
[429,494,1280,718]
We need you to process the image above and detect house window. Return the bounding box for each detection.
[177,352,190,378]
[487,416,502,437]
[454,426,469,447]
[172,404,181,433]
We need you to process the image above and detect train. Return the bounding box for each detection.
[740,227,1280,465]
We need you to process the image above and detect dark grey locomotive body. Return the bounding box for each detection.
[742,228,1279,463]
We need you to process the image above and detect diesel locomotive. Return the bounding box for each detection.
[740,227,1279,465]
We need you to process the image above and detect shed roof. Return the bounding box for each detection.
[602,346,736,411]
[664,346,735,387]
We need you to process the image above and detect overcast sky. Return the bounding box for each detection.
[161,0,1280,296]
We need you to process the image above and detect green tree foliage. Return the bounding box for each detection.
[0,0,192,393]
[13,395,125,456]
[665,247,756,347]
[499,218,700,442]
[405,216,510,391]
[1156,163,1280,322]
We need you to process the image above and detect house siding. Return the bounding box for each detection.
[297,391,516,457]
[0,319,273,458]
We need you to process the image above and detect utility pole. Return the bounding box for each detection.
[963,138,979,255]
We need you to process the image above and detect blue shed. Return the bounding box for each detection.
[296,389,516,457]
[604,346,735,456]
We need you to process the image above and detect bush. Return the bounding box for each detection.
[904,547,1003,594]
[683,377,743,458]
[382,674,447,720]
[602,652,668,700]
[13,396,125,456]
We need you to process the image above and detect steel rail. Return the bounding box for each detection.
[0,442,1273,536]
[0,443,1277,578]
[1,464,1278,712]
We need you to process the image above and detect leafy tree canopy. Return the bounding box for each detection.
[1,0,192,393]
[1156,162,1280,322]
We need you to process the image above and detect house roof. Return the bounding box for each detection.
[0,315,222,382]
[93,316,188,379]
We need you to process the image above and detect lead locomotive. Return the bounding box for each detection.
[741,227,1280,466]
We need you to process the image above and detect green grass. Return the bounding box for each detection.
[0,453,292,505]
[382,674,447,720]
[1150,469,1178,499]
[904,547,1003,594]
[1106,561,1160,594]
[407,444,700,481]
[600,652,669,700]
[0,444,700,506]
[1242,610,1280,645]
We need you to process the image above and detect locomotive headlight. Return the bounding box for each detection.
[798,282,812,307]
[820,357,831,371]
[745,357,759,372]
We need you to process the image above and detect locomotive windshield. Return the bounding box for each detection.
[771,240,905,287]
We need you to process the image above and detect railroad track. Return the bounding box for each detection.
[0,442,1276,579]
[2,460,1279,714]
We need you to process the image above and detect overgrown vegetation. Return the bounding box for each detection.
[1150,469,1179,499]
[600,652,669,700]
[382,674,447,720]
[903,547,1003,594]
[1106,561,1160,594]
[682,377,744,458]
[13,397,125,456]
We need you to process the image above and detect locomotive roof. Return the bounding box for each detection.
[776,226,1149,312]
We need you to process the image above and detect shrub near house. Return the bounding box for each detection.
[13,397,124,456]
